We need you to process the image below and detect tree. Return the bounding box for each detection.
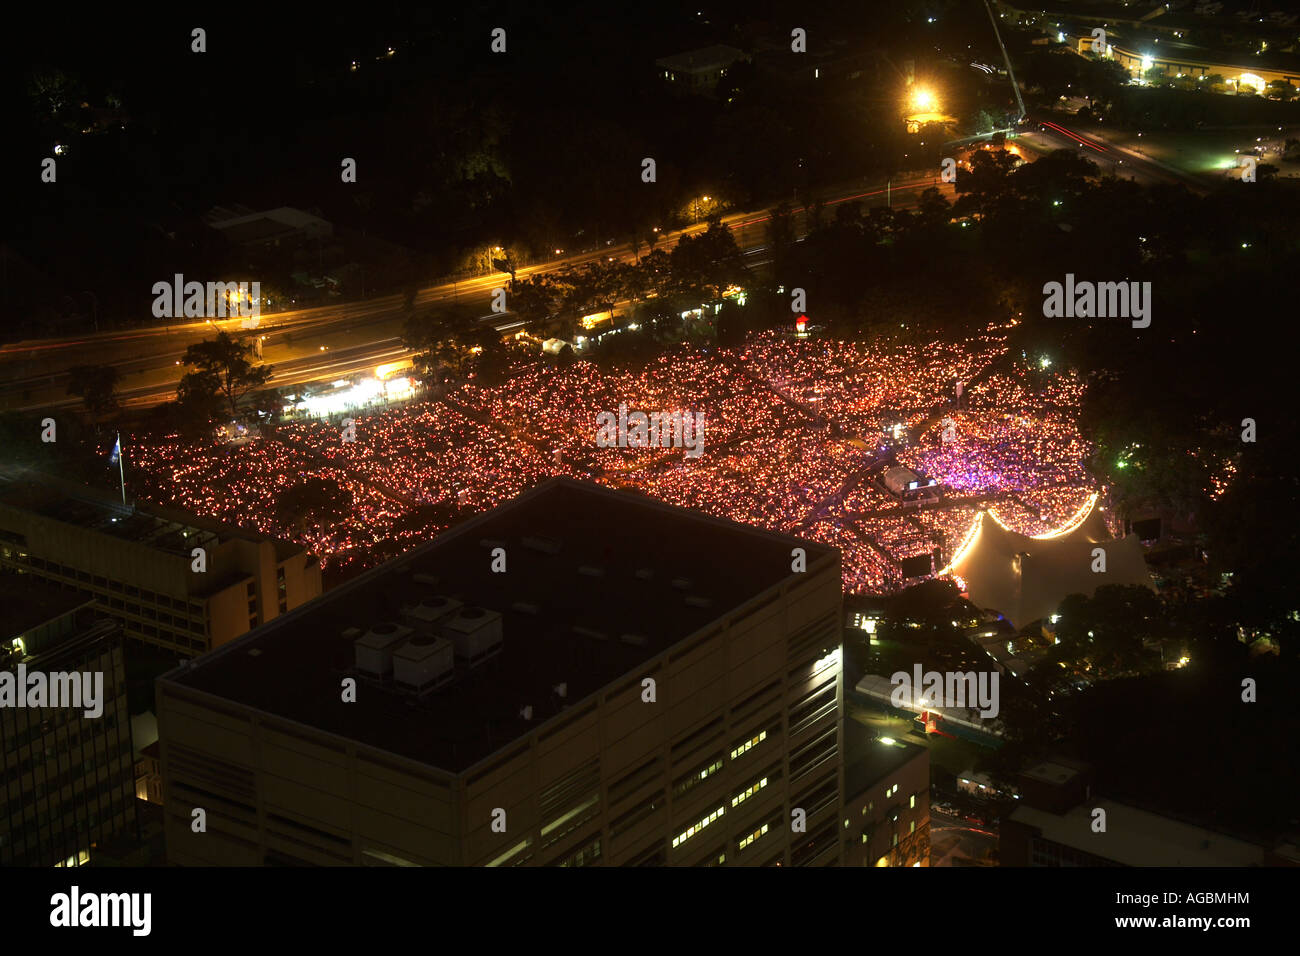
[179,332,272,418]
[65,364,120,418]
[402,308,497,388]
[1267,81,1296,102]
[510,274,578,341]
[667,220,747,305]
[275,477,353,533]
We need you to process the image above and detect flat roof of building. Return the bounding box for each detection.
[0,571,94,640]
[1008,799,1265,866]
[656,45,748,74]
[843,715,926,799]
[0,469,307,562]
[162,477,836,774]
[1021,759,1082,786]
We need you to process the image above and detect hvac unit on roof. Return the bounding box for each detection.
[392,632,456,694]
[354,622,414,677]
[441,606,504,667]
[402,595,462,635]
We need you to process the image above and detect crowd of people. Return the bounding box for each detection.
[127,324,1099,594]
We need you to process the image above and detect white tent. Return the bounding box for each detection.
[950,503,1154,629]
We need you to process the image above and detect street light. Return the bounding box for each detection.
[910,87,936,111]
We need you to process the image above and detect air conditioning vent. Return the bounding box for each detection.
[393,635,455,694]
[442,607,503,667]
[402,595,461,635]
[671,577,691,590]
[685,595,713,608]
[618,633,648,647]
[354,622,414,677]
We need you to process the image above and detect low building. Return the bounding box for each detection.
[842,720,930,867]
[1001,758,1292,866]
[206,205,333,248]
[0,471,322,657]
[656,45,749,94]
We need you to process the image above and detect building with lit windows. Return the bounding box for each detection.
[655,45,749,95]
[156,477,846,866]
[0,573,135,867]
[841,720,930,867]
[0,472,321,657]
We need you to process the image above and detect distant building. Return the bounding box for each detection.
[842,720,930,866]
[0,573,134,867]
[1001,758,1294,866]
[656,45,749,94]
[205,205,333,249]
[0,472,322,657]
[158,477,846,866]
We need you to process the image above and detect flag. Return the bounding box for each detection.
[109,435,121,465]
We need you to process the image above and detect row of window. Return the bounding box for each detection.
[673,805,724,849]
[730,730,767,760]
[739,823,769,850]
[3,710,124,756]
[19,558,203,614]
[732,776,769,809]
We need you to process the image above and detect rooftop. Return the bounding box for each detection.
[1008,799,1266,866]
[0,469,303,561]
[162,478,834,774]
[1022,759,1082,786]
[656,45,748,74]
[843,715,926,799]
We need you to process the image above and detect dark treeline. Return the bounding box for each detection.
[2,0,1012,337]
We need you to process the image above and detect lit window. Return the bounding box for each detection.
[909,794,916,809]
[739,823,770,850]
[730,776,769,808]
[730,730,767,761]
[673,806,725,848]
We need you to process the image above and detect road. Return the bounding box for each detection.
[0,174,950,413]
[1023,114,1216,194]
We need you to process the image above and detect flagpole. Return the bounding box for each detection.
[117,432,126,507]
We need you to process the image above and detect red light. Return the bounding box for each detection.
[795,315,807,333]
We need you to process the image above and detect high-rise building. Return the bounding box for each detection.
[0,472,321,657]
[157,477,845,866]
[0,572,134,867]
